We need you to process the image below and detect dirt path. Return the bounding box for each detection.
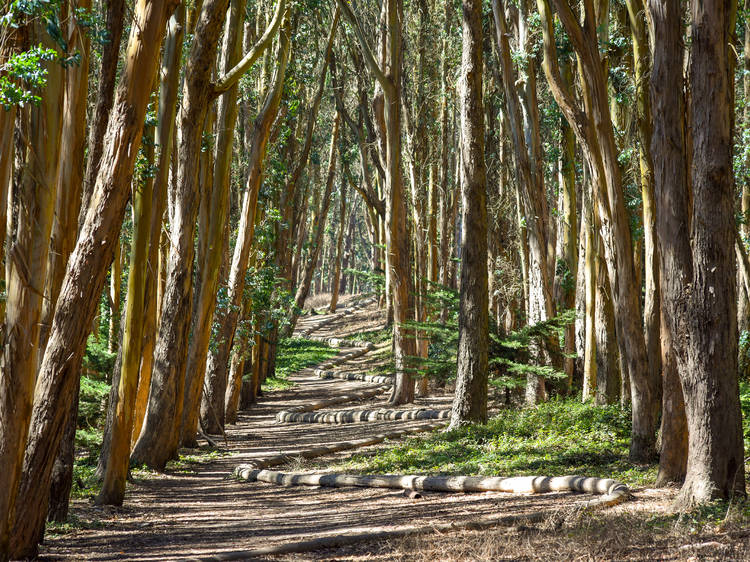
[40,298,630,561]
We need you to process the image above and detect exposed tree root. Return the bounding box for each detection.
[277,407,451,424]
[315,368,393,384]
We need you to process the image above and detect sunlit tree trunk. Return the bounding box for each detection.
[329,170,348,312]
[492,0,554,404]
[337,0,416,404]
[199,11,292,434]
[182,0,247,442]
[293,116,341,315]
[8,2,178,556]
[97,92,158,506]
[0,18,64,559]
[130,0,234,468]
[44,1,92,523]
[133,6,185,441]
[538,0,659,460]
[79,0,126,226]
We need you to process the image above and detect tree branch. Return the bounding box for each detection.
[533,0,590,145]
[212,0,287,96]
[334,0,389,90]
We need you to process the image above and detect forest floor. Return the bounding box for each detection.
[40,296,750,561]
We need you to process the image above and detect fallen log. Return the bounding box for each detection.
[235,421,447,471]
[275,385,390,421]
[315,369,393,384]
[235,469,630,504]
[277,407,451,424]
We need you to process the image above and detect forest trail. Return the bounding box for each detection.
[41,298,644,561]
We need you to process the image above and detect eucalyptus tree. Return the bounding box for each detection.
[450,0,488,427]
[650,0,745,506]
[7,1,179,556]
[337,0,417,404]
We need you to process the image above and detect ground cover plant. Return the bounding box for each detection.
[262,337,338,390]
[331,399,657,486]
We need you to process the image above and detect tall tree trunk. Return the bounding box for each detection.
[678,0,745,506]
[626,0,661,432]
[8,2,178,556]
[449,0,488,427]
[199,11,292,436]
[492,0,555,404]
[43,0,92,523]
[41,0,92,352]
[108,237,123,352]
[133,6,185,442]
[538,0,659,460]
[292,116,341,316]
[0,18,64,558]
[182,0,247,443]
[97,94,158,506]
[337,0,417,405]
[130,0,233,469]
[329,170,348,312]
[79,0,126,227]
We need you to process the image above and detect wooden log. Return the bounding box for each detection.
[315,369,393,384]
[277,407,451,424]
[235,422,446,470]
[275,385,390,421]
[235,468,630,502]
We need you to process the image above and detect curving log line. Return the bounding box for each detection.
[299,296,377,338]
[236,469,629,504]
[275,385,390,422]
[277,407,451,424]
[235,422,446,470]
[316,344,374,369]
[315,368,393,384]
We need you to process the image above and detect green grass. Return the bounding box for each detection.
[262,338,338,391]
[328,398,657,487]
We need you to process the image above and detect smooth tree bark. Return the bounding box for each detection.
[45,1,92,521]
[8,1,178,557]
[41,0,92,352]
[537,0,659,461]
[0,18,64,559]
[449,0,488,428]
[183,0,248,441]
[492,0,555,404]
[97,98,158,506]
[130,0,232,468]
[329,168,348,312]
[626,0,661,427]
[79,0,127,227]
[200,10,292,432]
[293,116,341,313]
[133,6,186,441]
[337,0,417,405]
[186,0,287,440]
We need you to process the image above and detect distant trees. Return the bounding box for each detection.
[1,3,749,556]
